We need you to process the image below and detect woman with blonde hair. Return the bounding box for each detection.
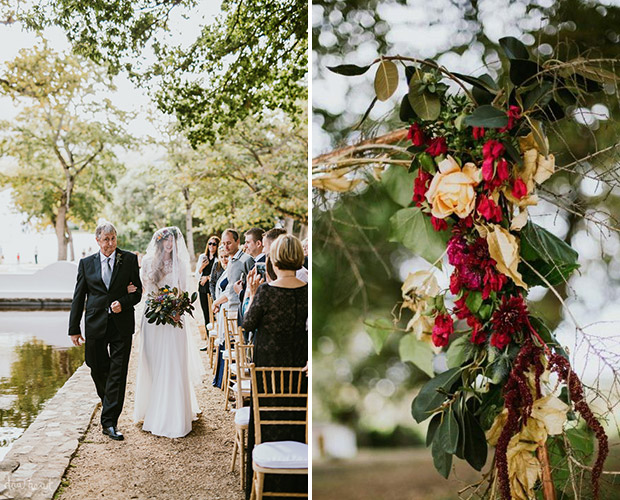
[243,234,308,497]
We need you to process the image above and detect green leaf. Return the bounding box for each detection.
[431,437,453,479]
[412,367,462,423]
[452,72,499,92]
[389,207,451,267]
[518,221,579,287]
[418,153,436,174]
[399,94,417,122]
[408,89,441,121]
[523,82,553,111]
[463,412,488,471]
[399,334,434,377]
[463,105,509,128]
[465,291,483,314]
[426,413,442,447]
[355,97,378,129]
[446,335,473,369]
[327,64,371,76]
[510,59,540,87]
[364,318,393,354]
[374,60,399,101]
[528,316,569,360]
[437,409,459,454]
[381,165,416,207]
[472,85,495,105]
[499,36,530,60]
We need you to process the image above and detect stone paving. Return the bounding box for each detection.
[0,364,100,500]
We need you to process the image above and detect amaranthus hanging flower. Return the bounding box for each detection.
[407,123,427,146]
[432,313,453,347]
[490,295,529,349]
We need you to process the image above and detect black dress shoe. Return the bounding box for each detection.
[102,426,124,441]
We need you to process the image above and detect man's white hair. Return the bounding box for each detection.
[95,221,117,239]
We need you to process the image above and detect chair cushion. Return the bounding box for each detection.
[232,379,251,391]
[234,406,250,425]
[253,441,308,469]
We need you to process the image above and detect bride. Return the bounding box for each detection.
[133,227,204,438]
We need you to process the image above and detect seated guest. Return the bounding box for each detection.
[243,234,308,497]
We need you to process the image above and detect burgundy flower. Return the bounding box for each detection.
[490,295,529,349]
[432,313,454,347]
[453,296,471,320]
[413,169,433,206]
[431,216,448,232]
[407,123,427,147]
[425,137,447,157]
[468,316,486,344]
[477,196,502,223]
[482,268,507,299]
[512,178,528,199]
[472,126,485,140]
[450,272,462,295]
[447,236,468,266]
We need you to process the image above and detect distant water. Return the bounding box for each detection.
[0,311,84,460]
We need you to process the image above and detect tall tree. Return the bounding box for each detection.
[23,0,308,145]
[0,43,131,260]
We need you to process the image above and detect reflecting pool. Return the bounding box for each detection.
[0,312,84,460]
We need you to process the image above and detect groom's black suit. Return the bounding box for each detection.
[68,248,142,428]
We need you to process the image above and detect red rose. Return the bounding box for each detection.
[407,123,427,147]
[431,216,448,232]
[477,196,502,223]
[412,169,432,205]
[425,137,447,157]
[431,313,454,348]
[472,127,485,140]
[512,178,528,199]
[496,158,510,182]
[482,139,505,160]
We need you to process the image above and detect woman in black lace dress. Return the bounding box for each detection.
[243,234,308,498]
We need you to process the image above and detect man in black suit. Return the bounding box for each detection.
[68,222,142,441]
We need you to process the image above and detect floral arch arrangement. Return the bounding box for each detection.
[314,36,620,500]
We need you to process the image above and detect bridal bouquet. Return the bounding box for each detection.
[145,285,198,328]
[323,36,617,500]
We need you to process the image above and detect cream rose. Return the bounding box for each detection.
[425,155,481,219]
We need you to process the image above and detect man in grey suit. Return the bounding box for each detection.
[212,228,254,315]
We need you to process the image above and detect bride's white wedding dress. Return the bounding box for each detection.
[133,228,204,438]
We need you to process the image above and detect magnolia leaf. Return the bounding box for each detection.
[327,64,371,76]
[374,60,399,101]
[525,117,549,157]
[437,409,459,454]
[463,411,488,471]
[409,89,441,121]
[446,335,473,369]
[399,94,417,122]
[452,72,499,92]
[484,224,528,289]
[381,165,417,207]
[499,36,530,60]
[518,221,579,287]
[426,413,442,448]
[432,437,453,478]
[463,105,509,128]
[523,81,553,112]
[399,334,434,377]
[531,395,569,435]
[412,367,462,423]
[390,207,451,268]
[472,85,495,105]
[510,59,540,87]
[355,97,378,129]
[364,318,393,354]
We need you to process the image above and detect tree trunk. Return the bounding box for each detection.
[67,223,75,262]
[56,203,68,261]
[183,186,195,265]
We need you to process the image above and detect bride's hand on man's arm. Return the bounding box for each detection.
[127,282,137,294]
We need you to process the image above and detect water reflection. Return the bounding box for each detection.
[0,338,84,459]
